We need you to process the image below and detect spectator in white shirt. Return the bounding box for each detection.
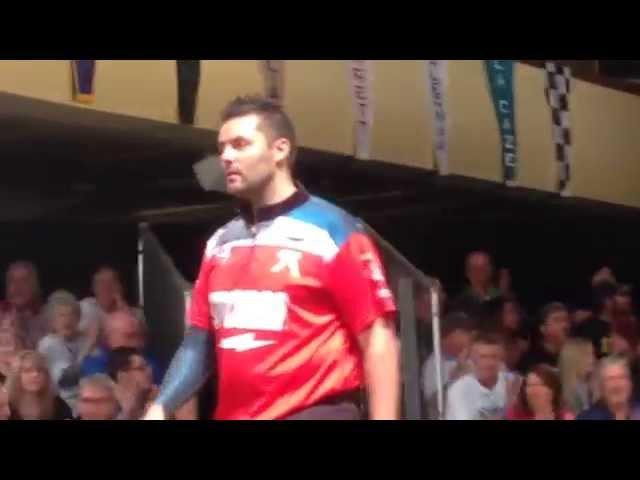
[37,291,96,413]
[79,266,145,335]
[421,311,474,418]
[446,332,520,420]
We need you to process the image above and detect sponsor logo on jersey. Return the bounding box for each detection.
[210,290,289,332]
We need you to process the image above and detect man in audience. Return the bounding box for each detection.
[577,355,640,420]
[79,266,145,334]
[517,302,570,373]
[453,251,511,321]
[109,347,196,420]
[446,332,519,420]
[0,261,48,351]
[573,280,617,358]
[80,310,162,384]
[76,374,120,420]
[421,311,474,418]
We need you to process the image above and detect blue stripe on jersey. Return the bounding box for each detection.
[287,195,362,248]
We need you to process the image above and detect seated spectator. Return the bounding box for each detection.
[577,355,640,420]
[37,291,96,413]
[0,261,48,351]
[517,302,570,374]
[506,364,574,420]
[559,338,596,415]
[0,386,10,420]
[573,280,617,358]
[109,347,196,420]
[452,251,509,319]
[613,284,635,322]
[497,297,530,371]
[6,350,72,420]
[421,312,474,418]
[79,266,145,335]
[76,374,120,420]
[80,310,162,384]
[445,332,520,420]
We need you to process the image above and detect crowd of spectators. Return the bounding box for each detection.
[421,250,640,420]
[0,261,196,420]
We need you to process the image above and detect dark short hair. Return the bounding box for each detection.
[539,302,568,325]
[616,284,633,298]
[593,280,618,313]
[221,95,298,167]
[472,331,504,348]
[441,311,475,338]
[108,347,143,381]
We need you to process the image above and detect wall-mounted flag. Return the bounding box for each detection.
[71,60,96,104]
[426,60,449,175]
[544,62,572,197]
[260,61,286,106]
[176,60,201,125]
[349,60,374,160]
[484,60,518,186]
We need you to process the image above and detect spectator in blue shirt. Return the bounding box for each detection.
[81,310,163,385]
[577,355,640,420]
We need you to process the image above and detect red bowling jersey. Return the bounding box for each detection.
[189,189,396,420]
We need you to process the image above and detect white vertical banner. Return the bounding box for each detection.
[260,60,286,106]
[349,60,374,160]
[426,60,449,175]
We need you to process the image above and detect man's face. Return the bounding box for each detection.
[449,329,473,357]
[466,253,493,288]
[614,294,634,316]
[218,114,280,199]
[601,364,632,408]
[471,342,503,383]
[52,304,80,339]
[78,385,119,420]
[93,269,123,310]
[119,354,153,391]
[105,312,145,350]
[541,310,570,345]
[6,266,36,309]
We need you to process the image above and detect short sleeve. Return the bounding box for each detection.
[327,230,396,336]
[188,253,216,332]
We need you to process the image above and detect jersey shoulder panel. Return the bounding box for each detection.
[204,216,249,260]
[287,196,363,249]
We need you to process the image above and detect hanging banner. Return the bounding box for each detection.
[349,60,374,160]
[544,62,572,197]
[260,60,286,106]
[176,60,201,125]
[71,60,96,104]
[484,60,518,186]
[426,60,449,175]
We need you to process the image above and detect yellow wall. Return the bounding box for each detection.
[0,60,638,208]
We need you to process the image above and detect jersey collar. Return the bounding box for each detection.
[237,183,310,225]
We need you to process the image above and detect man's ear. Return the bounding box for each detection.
[272,137,292,166]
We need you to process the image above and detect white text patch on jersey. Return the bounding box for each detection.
[210,290,289,331]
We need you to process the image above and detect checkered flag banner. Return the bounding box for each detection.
[544,62,572,196]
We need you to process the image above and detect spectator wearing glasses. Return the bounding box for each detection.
[76,374,120,420]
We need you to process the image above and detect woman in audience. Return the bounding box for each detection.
[559,338,596,415]
[37,291,97,414]
[577,355,640,420]
[505,364,574,420]
[6,350,72,420]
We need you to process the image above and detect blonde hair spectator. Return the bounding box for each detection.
[559,338,596,414]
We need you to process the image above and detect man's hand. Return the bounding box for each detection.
[143,403,166,421]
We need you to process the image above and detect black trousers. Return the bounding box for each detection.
[284,391,364,420]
